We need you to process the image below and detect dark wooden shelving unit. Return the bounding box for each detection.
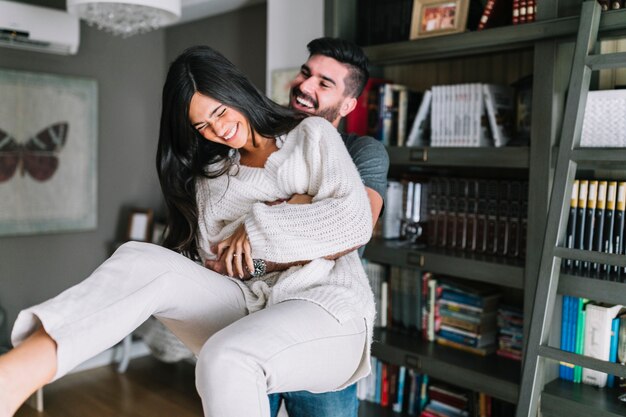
[542,379,626,417]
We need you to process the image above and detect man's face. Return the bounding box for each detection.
[288,54,356,128]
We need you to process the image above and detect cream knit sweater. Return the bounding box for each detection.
[196,117,376,384]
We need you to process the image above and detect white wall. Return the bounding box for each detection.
[266,0,325,96]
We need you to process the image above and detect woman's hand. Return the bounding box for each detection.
[212,224,254,278]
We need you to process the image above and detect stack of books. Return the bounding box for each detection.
[496,305,524,361]
[436,280,501,356]
[422,382,472,417]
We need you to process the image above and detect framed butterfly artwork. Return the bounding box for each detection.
[0,69,97,236]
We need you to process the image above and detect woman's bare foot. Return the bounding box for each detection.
[0,327,57,416]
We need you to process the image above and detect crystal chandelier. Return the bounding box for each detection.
[67,0,181,38]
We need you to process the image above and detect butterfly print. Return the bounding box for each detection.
[0,123,68,183]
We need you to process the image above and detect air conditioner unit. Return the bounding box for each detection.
[0,0,80,55]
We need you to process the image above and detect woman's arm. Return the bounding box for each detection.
[243,118,373,263]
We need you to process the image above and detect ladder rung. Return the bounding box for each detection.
[554,247,626,267]
[538,346,626,378]
[572,148,626,165]
[586,51,626,70]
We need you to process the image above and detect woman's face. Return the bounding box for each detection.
[188,92,250,149]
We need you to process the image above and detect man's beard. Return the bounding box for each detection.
[290,88,342,124]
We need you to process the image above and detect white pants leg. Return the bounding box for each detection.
[11,242,367,417]
[11,241,248,379]
[195,300,366,417]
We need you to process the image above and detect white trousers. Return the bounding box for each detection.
[11,242,367,417]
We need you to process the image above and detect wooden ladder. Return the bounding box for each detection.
[516,1,626,416]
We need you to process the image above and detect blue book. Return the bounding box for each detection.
[568,296,578,381]
[393,366,407,412]
[559,296,570,379]
[607,317,620,388]
[375,359,382,404]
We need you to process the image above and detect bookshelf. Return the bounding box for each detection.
[326,0,626,415]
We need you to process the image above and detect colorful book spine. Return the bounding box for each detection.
[592,181,607,277]
[574,180,589,270]
[614,183,626,279]
[602,182,617,279]
[582,180,598,272]
[564,180,579,272]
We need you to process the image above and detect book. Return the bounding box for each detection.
[615,183,626,278]
[582,180,598,272]
[406,90,432,146]
[601,182,617,279]
[574,180,588,271]
[607,317,619,388]
[591,181,607,276]
[582,303,624,387]
[564,180,579,272]
[574,297,588,383]
[436,336,497,356]
[477,0,513,30]
[483,84,515,147]
[345,77,388,137]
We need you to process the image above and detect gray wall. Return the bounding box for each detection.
[0,3,267,346]
[0,25,167,344]
[165,3,267,91]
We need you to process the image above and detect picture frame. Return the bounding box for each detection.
[126,208,153,242]
[270,67,299,106]
[410,0,469,39]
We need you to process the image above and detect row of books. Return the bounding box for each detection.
[598,0,626,11]
[477,0,536,30]
[427,84,514,148]
[381,177,529,259]
[427,178,528,258]
[345,78,531,149]
[357,356,516,416]
[365,261,523,359]
[355,0,537,47]
[559,298,625,389]
[563,179,626,281]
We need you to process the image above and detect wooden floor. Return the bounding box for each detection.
[15,356,203,417]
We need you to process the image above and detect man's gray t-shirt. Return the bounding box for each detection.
[341,133,389,200]
[341,133,389,257]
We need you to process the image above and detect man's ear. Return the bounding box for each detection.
[339,97,357,118]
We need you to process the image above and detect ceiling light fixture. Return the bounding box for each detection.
[67,0,181,38]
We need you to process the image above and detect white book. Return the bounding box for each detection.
[483,84,514,147]
[478,83,493,147]
[380,281,388,328]
[406,89,432,147]
[582,303,624,387]
[383,180,404,239]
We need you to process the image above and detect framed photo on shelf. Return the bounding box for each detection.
[410,0,469,39]
[126,208,153,242]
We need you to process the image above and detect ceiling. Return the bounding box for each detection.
[20,0,266,25]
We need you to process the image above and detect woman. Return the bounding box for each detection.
[0,46,375,417]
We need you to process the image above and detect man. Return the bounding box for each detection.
[268,37,389,417]
[205,37,389,417]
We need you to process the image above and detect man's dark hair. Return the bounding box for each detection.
[307,37,370,98]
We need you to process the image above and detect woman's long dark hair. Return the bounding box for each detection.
[157,46,304,257]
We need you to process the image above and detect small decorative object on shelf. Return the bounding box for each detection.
[410,0,470,39]
[126,208,154,242]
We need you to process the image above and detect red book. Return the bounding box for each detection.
[512,0,520,24]
[345,77,387,137]
[526,0,535,22]
[381,363,389,407]
[477,0,513,30]
[519,0,527,23]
